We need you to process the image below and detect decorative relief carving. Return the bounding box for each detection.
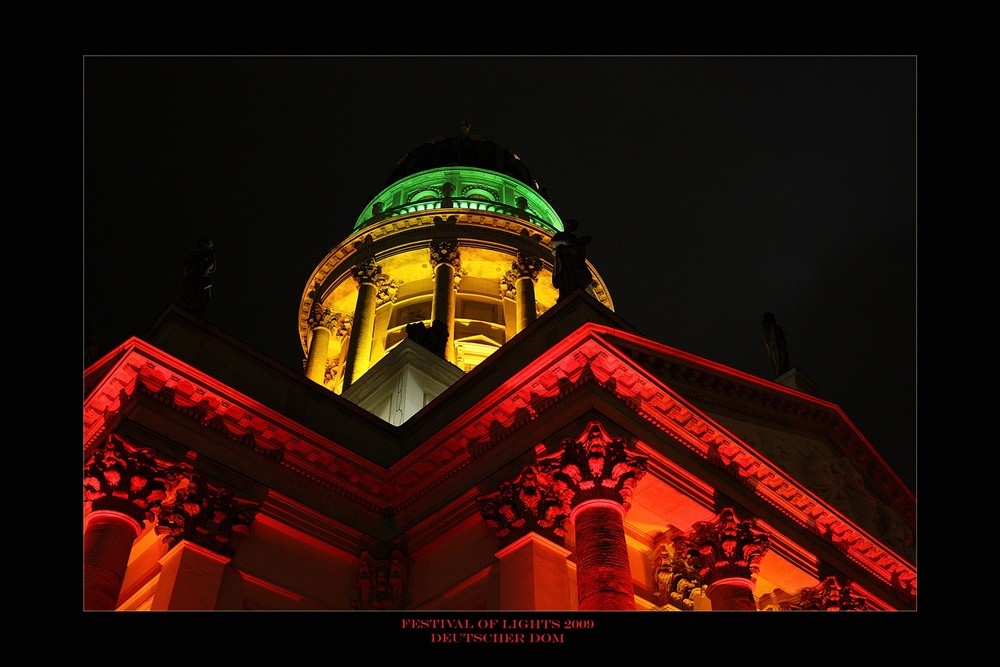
[479,423,646,546]
[758,575,873,611]
[84,434,191,526]
[335,314,353,339]
[477,462,572,546]
[499,269,518,299]
[350,258,382,285]
[653,545,703,610]
[671,508,770,589]
[152,474,259,557]
[548,422,647,510]
[354,549,409,609]
[374,273,398,307]
[755,432,911,557]
[429,239,461,269]
[512,252,543,280]
[324,358,338,385]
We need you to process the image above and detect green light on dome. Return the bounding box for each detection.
[354,167,564,234]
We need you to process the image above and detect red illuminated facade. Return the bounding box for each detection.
[83,130,915,611]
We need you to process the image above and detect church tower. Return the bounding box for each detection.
[299,125,612,421]
[84,127,915,614]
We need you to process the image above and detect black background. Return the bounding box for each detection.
[83,55,916,493]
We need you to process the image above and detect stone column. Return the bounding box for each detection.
[477,424,646,611]
[305,324,332,383]
[570,500,634,610]
[83,435,189,610]
[305,284,341,385]
[671,507,770,611]
[430,239,460,363]
[552,422,647,611]
[84,511,143,611]
[342,258,384,390]
[511,252,542,332]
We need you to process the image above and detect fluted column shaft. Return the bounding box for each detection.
[430,240,460,363]
[706,577,758,610]
[305,325,331,384]
[570,500,635,611]
[515,276,536,331]
[342,264,380,390]
[84,511,142,610]
[431,262,456,363]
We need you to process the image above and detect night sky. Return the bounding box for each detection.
[83,55,916,493]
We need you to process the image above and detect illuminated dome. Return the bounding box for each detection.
[385,123,541,192]
[300,126,614,401]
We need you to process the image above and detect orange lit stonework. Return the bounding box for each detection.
[84,131,914,611]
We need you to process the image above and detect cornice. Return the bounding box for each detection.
[84,322,915,604]
[605,331,915,522]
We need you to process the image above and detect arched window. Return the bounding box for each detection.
[410,189,438,203]
[465,188,494,202]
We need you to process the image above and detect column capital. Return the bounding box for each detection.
[84,434,190,526]
[760,575,873,611]
[429,239,461,269]
[671,507,770,589]
[548,422,647,511]
[153,474,259,558]
[477,462,572,547]
[512,252,543,280]
[478,421,647,545]
[308,306,341,330]
[350,257,383,285]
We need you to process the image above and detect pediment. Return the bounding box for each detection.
[83,302,914,602]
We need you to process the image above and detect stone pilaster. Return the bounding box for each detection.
[671,507,770,610]
[494,534,573,610]
[83,434,190,610]
[151,540,231,610]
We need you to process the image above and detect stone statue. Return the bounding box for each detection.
[183,237,216,317]
[761,312,791,377]
[405,319,449,358]
[551,219,593,302]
